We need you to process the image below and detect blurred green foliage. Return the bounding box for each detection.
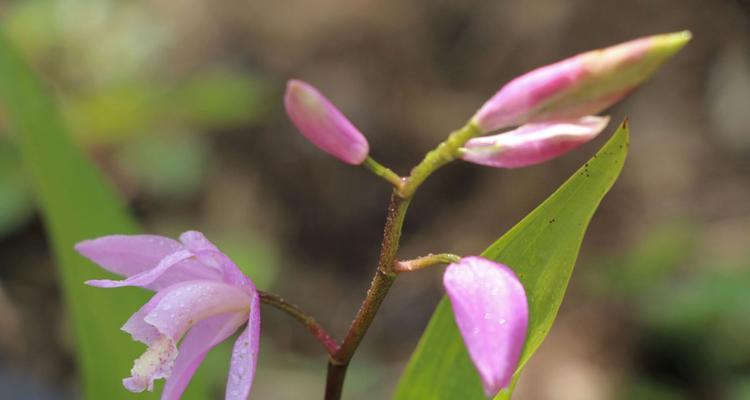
[0,0,269,237]
[587,221,750,399]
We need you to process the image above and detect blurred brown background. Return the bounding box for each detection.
[0,0,749,399]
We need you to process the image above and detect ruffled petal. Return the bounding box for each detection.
[121,280,252,392]
[123,335,178,392]
[122,291,165,345]
[75,235,181,277]
[444,257,529,397]
[160,314,248,400]
[225,290,261,400]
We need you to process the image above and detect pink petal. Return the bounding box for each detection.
[75,235,182,277]
[161,314,249,400]
[472,31,691,132]
[82,232,242,291]
[122,292,164,345]
[284,80,370,165]
[144,280,251,340]
[461,116,609,168]
[444,257,528,397]
[225,291,261,400]
[179,231,256,294]
[85,248,223,291]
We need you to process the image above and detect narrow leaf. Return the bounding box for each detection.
[395,122,630,399]
[0,30,210,398]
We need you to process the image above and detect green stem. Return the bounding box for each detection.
[362,156,405,190]
[323,120,479,399]
[258,291,339,355]
[393,253,461,273]
[398,122,481,198]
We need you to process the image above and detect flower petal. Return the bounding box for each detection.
[122,291,166,345]
[75,235,182,277]
[144,280,251,340]
[179,231,256,294]
[225,291,261,400]
[444,256,529,397]
[85,249,222,291]
[161,314,249,400]
[461,116,609,168]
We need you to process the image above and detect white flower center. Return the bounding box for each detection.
[123,335,177,392]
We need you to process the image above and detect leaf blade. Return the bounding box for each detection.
[394,122,630,399]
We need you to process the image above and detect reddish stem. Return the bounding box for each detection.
[259,290,339,355]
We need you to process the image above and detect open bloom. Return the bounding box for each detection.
[460,116,610,168]
[444,256,528,397]
[76,231,260,400]
[285,79,370,165]
[472,31,691,133]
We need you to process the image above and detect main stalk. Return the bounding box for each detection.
[323,122,479,399]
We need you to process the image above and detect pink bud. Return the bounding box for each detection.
[284,80,370,165]
[460,116,609,168]
[472,31,691,132]
[444,257,528,397]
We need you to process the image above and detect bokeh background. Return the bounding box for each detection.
[1,0,749,399]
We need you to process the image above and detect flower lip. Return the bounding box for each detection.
[123,335,177,392]
[121,279,253,393]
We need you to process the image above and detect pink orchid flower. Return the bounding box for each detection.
[76,231,260,400]
[444,256,529,397]
[285,79,370,165]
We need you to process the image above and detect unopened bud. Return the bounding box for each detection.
[284,80,370,164]
[472,31,690,132]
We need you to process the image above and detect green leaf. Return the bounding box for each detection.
[394,122,630,399]
[0,141,34,237]
[0,30,212,398]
